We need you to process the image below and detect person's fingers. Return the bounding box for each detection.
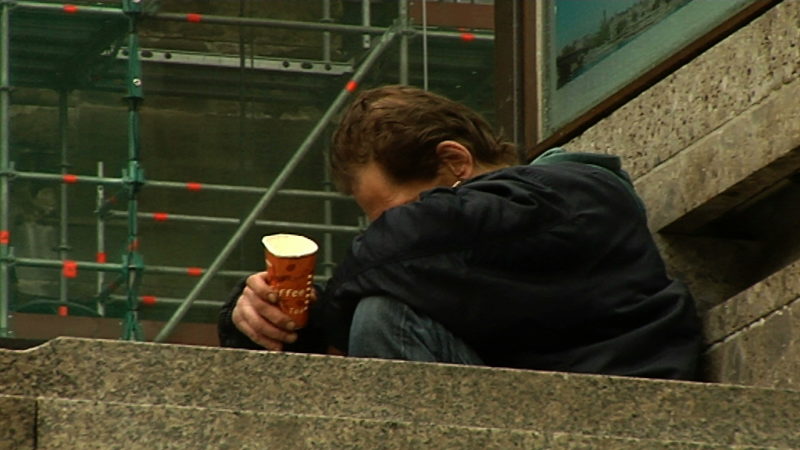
[241,285,297,333]
[233,296,298,350]
[245,271,278,304]
[232,307,284,351]
[233,287,298,347]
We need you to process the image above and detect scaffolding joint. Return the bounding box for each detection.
[0,163,16,181]
[122,0,143,15]
[122,161,145,194]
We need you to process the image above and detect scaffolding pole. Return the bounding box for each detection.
[0,0,11,338]
[106,210,362,235]
[12,170,351,200]
[121,0,144,341]
[12,1,493,42]
[57,90,70,309]
[398,0,409,85]
[154,25,400,343]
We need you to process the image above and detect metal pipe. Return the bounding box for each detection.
[15,1,125,16]
[14,257,253,279]
[322,153,334,277]
[151,11,387,35]
[154,26,400,343]
[422,0,429,90]
[109,294,223,309]
[0,0,11,337]
[418,29,493,42]
[96,162,106,316]
[12,170,351,200]
[123,0,144,341]
[58,90,70,307]
[12,1,494,41]
[106,210,362,234]
[362,0,371,49]
[322,0,332,62]
[398,0,409,84]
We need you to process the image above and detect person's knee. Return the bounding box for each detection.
[350,295,402,340]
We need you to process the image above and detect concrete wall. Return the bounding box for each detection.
[566,1,800,389]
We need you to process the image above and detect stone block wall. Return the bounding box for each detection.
[566,0,800,389]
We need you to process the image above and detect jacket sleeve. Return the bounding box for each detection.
[217,277,330,354]
[218,278,263,350]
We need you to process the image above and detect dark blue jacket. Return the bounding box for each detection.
[317,149,702,379]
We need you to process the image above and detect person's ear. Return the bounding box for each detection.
[435,140,475,180]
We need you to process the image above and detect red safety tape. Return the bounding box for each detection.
[153,212,169,222]
[186,13,202,23]
[460,33,476,42]
[62,174,78,184]
[345,80,358,92]
[62,260,78,278]
[187,267,203,277]
[0,230,9,245]
[63,4,78,14]
[58,305,69,316]
[186,182,203,192]
[141,296,157,306]
[128,239,140,252]
[96,252,107,263]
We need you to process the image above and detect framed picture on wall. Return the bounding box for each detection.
[498,0,774,156]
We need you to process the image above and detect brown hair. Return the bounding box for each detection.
[330,85,518,194]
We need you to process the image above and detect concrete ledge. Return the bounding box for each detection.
[704,259,800,345]
[1,338,799,447]
[36,397,545,450]
[633,77,800,233]
[0,395,753,449]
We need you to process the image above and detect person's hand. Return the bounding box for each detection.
[231,271,298,351]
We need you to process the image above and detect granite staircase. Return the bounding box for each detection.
[1,337,799,449]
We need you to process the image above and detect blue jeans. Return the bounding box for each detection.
[348,296,484,365]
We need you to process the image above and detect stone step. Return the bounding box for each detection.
[2,394,771,449]
[1,338,798,448]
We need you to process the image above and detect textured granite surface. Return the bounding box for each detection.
[36,397,545,450]
[705,259,800,345]
[0,394,35,450]
[2,338,800,447]
[705,291,800,391]
[632,77,800,233]
[33,397,765,450]
[567,1,800,182]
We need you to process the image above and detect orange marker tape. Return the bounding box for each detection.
[96,252,107,263]
[186,182,203,192]
[63,260,78,278]
[63,4,78,14]
[0,230,9,245]
[62,174,78,184]
[153,212,169,222]
[187,267,203,277]
[345,80,358,92]
[186,13,202,23]
[141,296,157,305]
[460,33,476,42]
[58,305,69,316]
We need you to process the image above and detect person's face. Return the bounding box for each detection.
[351,162,446,221]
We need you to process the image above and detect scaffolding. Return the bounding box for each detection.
[0,0,495,343]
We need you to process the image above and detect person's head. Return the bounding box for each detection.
[330,85,518,220]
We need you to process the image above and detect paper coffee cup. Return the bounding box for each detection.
[262,233,318,328]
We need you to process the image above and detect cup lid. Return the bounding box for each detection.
[262,233,318,258]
